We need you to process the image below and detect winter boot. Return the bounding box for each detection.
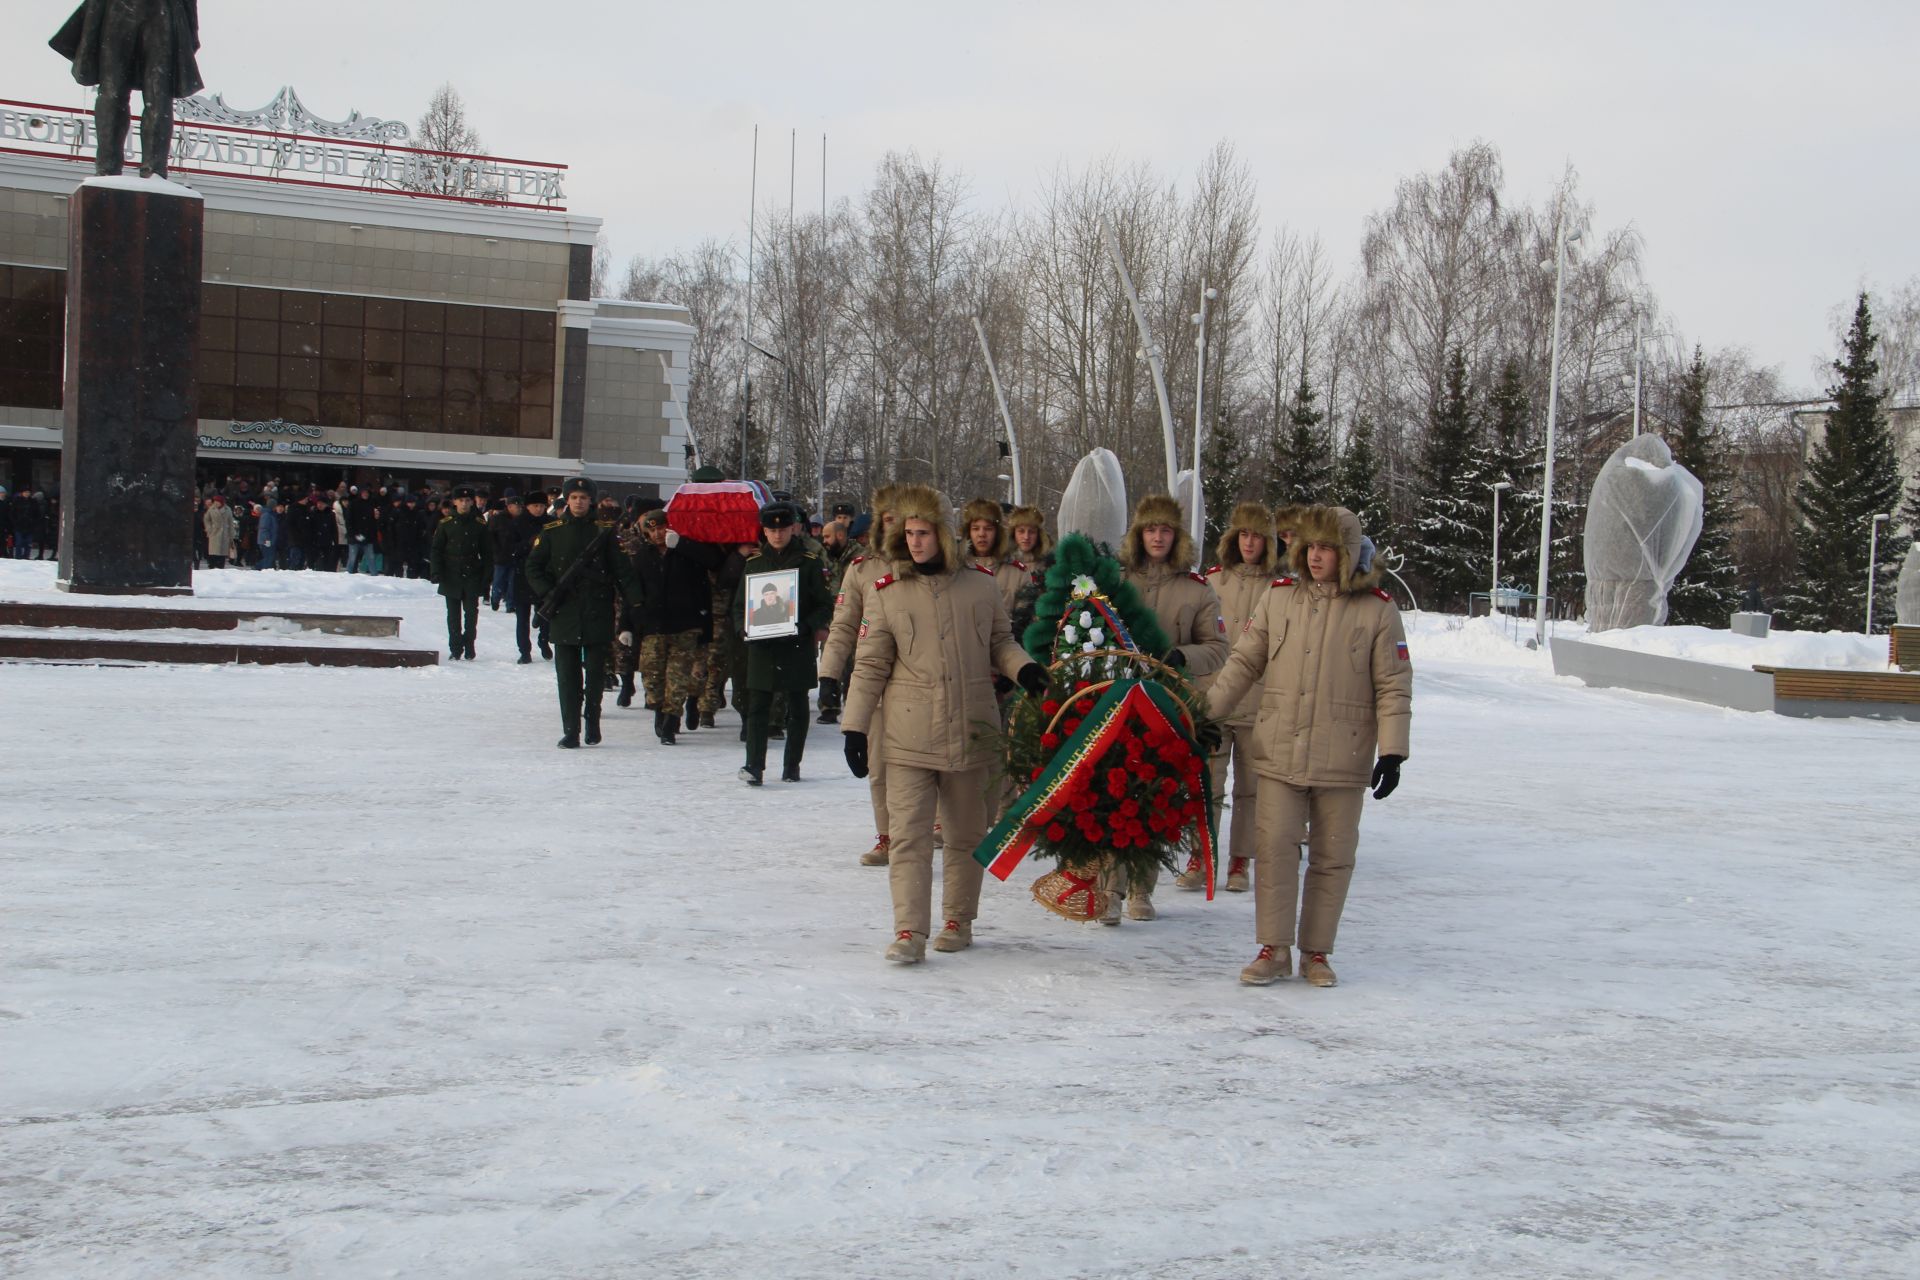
[517,652,533,665]
[661,714,680,745]
[539,638,553,660]
[700,709,717,729]
[1239,945,1290,986]
[685,696,701,730]
[617,674,635,708]
[1225,857,1251,893]
[1126,892,1157,921]
[557,731,580,750]
[859,835,890,867]
[584,714,602,747]
[781,764,802,783]
[462,639,476,660]
[1173,853,1206,891]
[448,643,462,661]
[884,931,926,964]
[653,710,667,742]
[932,919,972,953]
[1098,889,1122,926]
[738,766,763,787]
[1301,952,1337,988]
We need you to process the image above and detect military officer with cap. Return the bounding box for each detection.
[429,485,489,660]
[733,501,833,785]
[525,477,643,748]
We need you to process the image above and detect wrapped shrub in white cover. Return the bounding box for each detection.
[1057,448,1129,549]
[1897,543,1920,626]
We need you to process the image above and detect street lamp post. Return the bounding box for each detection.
[744,340,792,489]
[1490,480,1512,609]
[972,315,1023,504]
[1866,513,1892,634]
[1534,224,1581,647]
[1101,219,1179,493]
[1189,281,1217,548]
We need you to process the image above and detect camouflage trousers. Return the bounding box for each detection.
[639,629,703,712]
[694,627,733,713]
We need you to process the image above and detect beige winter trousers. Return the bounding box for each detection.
[1209,722,1262,862]
[867,698,890,838]
[1252,782,1365,953]
[886,762,990,938]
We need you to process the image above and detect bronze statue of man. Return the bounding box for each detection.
[49,0,204,179]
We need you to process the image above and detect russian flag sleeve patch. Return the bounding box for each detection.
[1395,641,1410,662]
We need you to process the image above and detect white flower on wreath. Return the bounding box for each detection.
[1082,640,1097,653]
[1078,610,1093,627]
[1089,628,1105,645]
[1061,625,1079,643]
[1071,575,1097,598]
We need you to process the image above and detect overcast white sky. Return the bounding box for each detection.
[11,1,1916,391]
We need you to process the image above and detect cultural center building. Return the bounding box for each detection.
[0,87,693,499]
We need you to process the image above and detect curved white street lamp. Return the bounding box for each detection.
[1866,512,1892,634]
[1490,480,1512,608]
[1535,225,1581,647]
[1102,219,1179,493]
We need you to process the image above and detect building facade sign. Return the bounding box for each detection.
[229,418,324,439]
[0,99,566,209]
[198,423,371,457]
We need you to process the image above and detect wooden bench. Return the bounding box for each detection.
[1893,625,1920,672]
[1752,664,1920,719]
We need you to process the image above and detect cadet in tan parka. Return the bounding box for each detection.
[1105,493,1228,922]
[840,484,1046,964]
[1175,500,1278,895]
[819,483,901,866]
[1206,505,1412,989]
[959,497,1030,614]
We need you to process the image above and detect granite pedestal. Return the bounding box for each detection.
[57,176,204,596]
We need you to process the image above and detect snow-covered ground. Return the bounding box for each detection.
[1576,620,1893,671]
[4,563,1916,1279]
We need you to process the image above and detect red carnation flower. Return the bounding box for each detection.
[1045,822,1067,842]
[1041,699,1060,716]
[1041,732,1061,751]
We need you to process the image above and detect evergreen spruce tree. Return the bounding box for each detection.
[1330,418,1390,544]
[1268,376,1333,508]
[1778,294,1911,630]
[1200,412,1247,554]
[1663,347,1742,625]
[1406,349,1489,610]
[1482,357,1536,591]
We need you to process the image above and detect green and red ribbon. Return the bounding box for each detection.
[974,678,1219,897]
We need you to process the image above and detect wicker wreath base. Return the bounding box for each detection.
[1031,862,1111,922]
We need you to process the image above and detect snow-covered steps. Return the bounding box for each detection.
[0,600,401,637]
[0,627,438,668]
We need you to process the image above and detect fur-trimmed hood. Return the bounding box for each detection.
[1287,504,1382,595]
[882,484,959,575]
[1214,500,1277,572]
[959,497,1010,561]
[1007,504,1053,558]
[1120,494,1195,571]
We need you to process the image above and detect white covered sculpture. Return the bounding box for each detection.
[1057,447,1129,549]
[1898,543,1920,626]
[1583,434,1705,631]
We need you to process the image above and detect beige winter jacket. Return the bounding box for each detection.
[843,564,1032,771]
[1203,561,1273,725]
[202,504,236,558]
[818,552,889,678]
[1207,507,1412,788]
[970,554,1032,614]
[1125,561,1228,678]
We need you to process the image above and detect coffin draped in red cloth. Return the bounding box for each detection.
[665,480,772,545]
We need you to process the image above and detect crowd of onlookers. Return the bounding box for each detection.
[2,486,59,560]
[194,478,531,577]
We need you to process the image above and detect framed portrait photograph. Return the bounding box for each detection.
[744,567,801,640]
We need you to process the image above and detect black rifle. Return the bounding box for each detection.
[535,525,616,626]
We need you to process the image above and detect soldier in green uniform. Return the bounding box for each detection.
[524,477,643,749]
[428,485,489,660]
[733,502,834,785]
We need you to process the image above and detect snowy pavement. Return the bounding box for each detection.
[3,563,1917,1278]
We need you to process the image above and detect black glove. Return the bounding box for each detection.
[1164,647,1187,669]
[817,676,841,704]
[843,731,869,779]
[1195,720,1224,753]
[1371,755,1403,800]
[1016,663,1049,698]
